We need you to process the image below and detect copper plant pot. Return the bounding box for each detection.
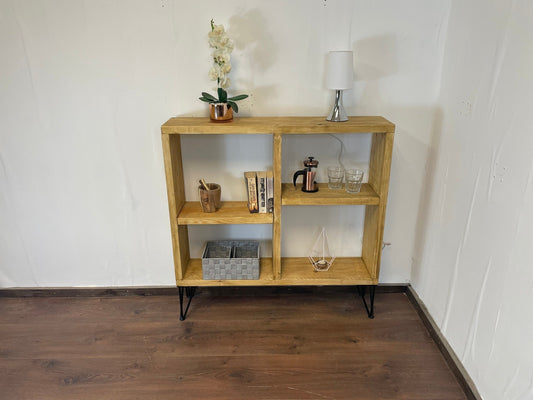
[209,103,233,122]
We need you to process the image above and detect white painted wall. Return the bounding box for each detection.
[0,0,449,286]
[2,0,531,397]
[411,0,533,399]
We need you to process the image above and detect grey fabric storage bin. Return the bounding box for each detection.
[202,240,260,280]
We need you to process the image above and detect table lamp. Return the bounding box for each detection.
[326,51,354,122]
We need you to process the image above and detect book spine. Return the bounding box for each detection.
[266,170,274,213]
[244,171,259,213]
[257,171,267,214]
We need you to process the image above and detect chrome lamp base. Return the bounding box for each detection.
[327,90,348,122]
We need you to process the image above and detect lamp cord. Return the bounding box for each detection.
[328,134,346,170]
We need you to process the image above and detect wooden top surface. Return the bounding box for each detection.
[161,116,395,134]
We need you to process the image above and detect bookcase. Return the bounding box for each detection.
[161,116,395,318]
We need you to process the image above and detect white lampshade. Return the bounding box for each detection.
[326,51,354,90]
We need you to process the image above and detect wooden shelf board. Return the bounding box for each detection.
[177,201,273,225]
[272,116,395,134]
[282,183,380,206]
[162,117,276,134]
[281,257,377,285]
[176,257,376,286]
[178,258,274,286]
[161,116,395,135]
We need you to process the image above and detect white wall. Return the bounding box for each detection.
[3,0,531,397]
[411,0,533,399]
[0,0,449,286]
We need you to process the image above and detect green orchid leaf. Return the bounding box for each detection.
[199,97,213,103]
[201,92,218,102]
[227,101,239,113]
[218,87,227,103]
[227,94,248,101]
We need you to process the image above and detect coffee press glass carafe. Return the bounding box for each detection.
[293,156,319,193]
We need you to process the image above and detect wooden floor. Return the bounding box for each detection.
[0,288,467,400]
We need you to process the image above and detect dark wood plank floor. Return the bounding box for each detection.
[0,288,466,400]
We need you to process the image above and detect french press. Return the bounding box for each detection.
[293,156,319,193]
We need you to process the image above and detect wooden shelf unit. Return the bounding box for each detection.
[162,116,394,287]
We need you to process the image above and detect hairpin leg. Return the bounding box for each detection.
[178,286,197,321]
[357,285,376,319]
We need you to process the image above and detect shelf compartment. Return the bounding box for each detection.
[177,201,273,225]
[281,183,379,206]
[178,258,274,286]
[281,257,377,285]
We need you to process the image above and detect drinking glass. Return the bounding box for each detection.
[327,166,344,190]
[345,169,364,193]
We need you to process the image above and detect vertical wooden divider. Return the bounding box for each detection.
[162,133,190,281]
[273,132,283,279]
[362,131,394,280]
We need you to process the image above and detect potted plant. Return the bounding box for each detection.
[199,20,248,122]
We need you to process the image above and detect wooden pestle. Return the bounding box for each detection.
[199,179,210,191]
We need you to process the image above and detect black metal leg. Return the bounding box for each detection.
[357,285,376,319]
[178,286,197,321]
[185,287,196,299]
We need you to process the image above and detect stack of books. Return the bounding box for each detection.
[244,171,274,213]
